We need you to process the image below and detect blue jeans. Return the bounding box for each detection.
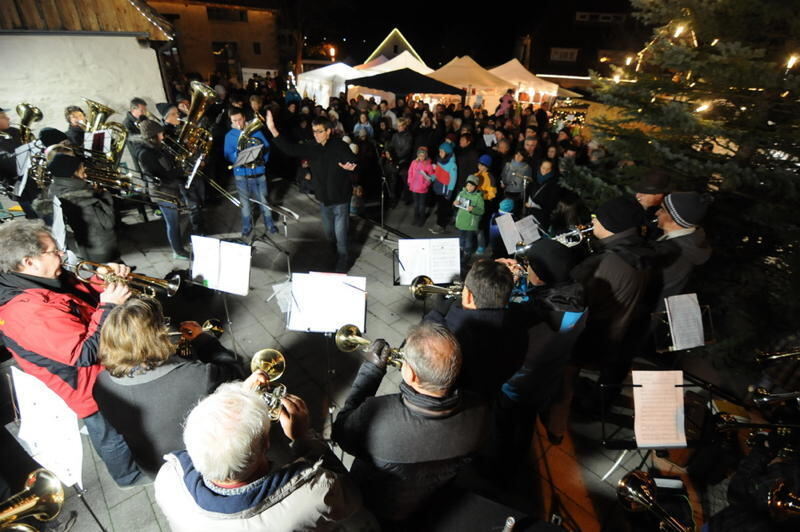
[157,201,184,254]
[83,411,142,485]
[235,175,275,235]
[459,230,477,256]
[320,202,349,268]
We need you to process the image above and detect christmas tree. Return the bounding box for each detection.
[566,0,800,360]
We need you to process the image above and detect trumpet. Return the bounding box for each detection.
[714,412,800,432]
[334,324,404,368]
[755,347,800,364]
[553,225,593,247]
[409,275,463,300]
[175,319,224,357]
[617,471,691,532]
[250,349,287,420]
[68,260,181,299]
[749,385,800,408]
[768,480,800,520]
[0,469,64,531]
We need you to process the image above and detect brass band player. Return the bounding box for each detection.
[64,105,86,148]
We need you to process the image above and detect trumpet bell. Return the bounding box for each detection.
[335,324,370,353]
[250,349,286,382]
[0,469,64,526]
[201,318,224,338]
[409,275,433,300]
[617,470,657,512]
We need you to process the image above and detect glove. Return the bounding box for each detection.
[367,339,392,370]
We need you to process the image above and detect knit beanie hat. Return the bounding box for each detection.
[466,174,480,186]
[138,119,164,139]
[156,102,176,117]
[478,154,492,167]
[498,198,514,213]
[522,239,576,285]
[663,192,711,227]
[595,196,643,234]
[38,127,68,147]
[417,146,428,156]
[439,142,454,155]
[47,153,81,178]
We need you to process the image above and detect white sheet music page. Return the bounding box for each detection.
[397,238,460,285]
[496,213,522,255]
[191,235,222,289]
[217,240,252,296]
[287,272,367,333]
[665,293,704,351]
[515,215,542,245]
[632,370,687,448]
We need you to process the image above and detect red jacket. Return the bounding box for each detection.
[0,272,112,418]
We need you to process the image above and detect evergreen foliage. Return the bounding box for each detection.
[566,0,800,357]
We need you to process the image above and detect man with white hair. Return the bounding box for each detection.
[332,322,488,524]
[154,375,371,531]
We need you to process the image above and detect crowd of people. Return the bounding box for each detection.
[13,70,796,532]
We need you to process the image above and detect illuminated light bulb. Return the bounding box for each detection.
[599,57,610,63]
[695,102,710,113]
[674,25,686,38]
[650,96,657,103]
[780,90,790,97]
[788,55,799,69]
[613,74,621,83]
[740,106,746,111]
[711,38,719,46]
[625,56,633,66]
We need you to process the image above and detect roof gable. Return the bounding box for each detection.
[365,28,424,65]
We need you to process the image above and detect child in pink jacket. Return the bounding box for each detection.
[407,146,435,226]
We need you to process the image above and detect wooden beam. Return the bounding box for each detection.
[54,0,84,31]
[15,0,46,30]
[0,1,23,29]
[37,0,62,29]
[75,0,103,32]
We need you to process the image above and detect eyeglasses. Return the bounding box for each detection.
[41,248,65,256]
[312,128,328,135]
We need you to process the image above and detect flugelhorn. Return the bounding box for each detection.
[250,349,287,420]
[334,324,404,368]
[617,471,691,532]
[749,385,800,408]
[553,225,593,247]
[409,275,463,300]
[69,260,181,299]
[0,469,64,530]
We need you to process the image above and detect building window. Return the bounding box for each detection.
[207,7,248,22]
[576,11,626,24]
[253,42,261,55]
[550,48,579,62]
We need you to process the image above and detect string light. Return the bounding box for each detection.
[695,102,711,113]
[613,74,622,84]
[787,55,798,70]
[674,25,686,38]
[126,0,174,41]
[625,56,633,66]
[711,38,719,46]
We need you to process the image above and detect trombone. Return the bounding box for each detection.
[617,470,691,532]
[749,385,800,408]
[0,469,64,531]
[334,324,404,368]
[67,260,181,299]
[409,275,463,300]
[755,347,800,364]
[250,349,287,420]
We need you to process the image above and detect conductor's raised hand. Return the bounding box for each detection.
[99,282,132,305]
[338,162,357,171]
[278,394,311,441]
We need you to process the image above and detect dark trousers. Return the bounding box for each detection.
[435,193,452,227]
[83,411,142,485]
[412,192,427,223]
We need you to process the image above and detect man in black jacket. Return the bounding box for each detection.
[332,322,488,524]
[385,117,413,205]
[455,133,480,192]
[266,111,357,272]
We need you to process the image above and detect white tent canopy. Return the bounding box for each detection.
[297,62,361,107]
[360,50,433,75]
[489,58,559,103]
[429,56,513,107]
[355,55,388,70]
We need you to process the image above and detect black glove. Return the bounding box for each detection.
[367,339,392,370]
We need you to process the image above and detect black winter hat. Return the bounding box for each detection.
[138,119,164,139]
[632,169,671,194]
[663,192,711,228]
[38,127,68,147]
[47,153,81,178]
[156,102,176,117]
[595,196,643,234]
[522,239,576,285]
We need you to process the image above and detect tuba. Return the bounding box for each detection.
[0,469,64,531]
[335,324,404,368]
[617,471,691,532]
[409,275,463,300]
[176,81,216,157]
[250,349,287,420]
[82,98,128,167]
[15,103,43,145]
[68,260,181,299]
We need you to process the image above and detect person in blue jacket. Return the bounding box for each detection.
[224,107,277,241]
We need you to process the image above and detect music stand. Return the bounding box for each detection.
[653,305,715,353]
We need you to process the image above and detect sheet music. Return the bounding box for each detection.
[516,215,542,244]
[397,238,460,285]
[632,370,687,448]
[11,367,84,488]
[51,196,67,252]
[496,213,522,255]
[85,130,111,155]
[14,142,36,194]
[665,293,704,351]
[287,272,367,333]
[191,236,252,296]
[234,144,263,167]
